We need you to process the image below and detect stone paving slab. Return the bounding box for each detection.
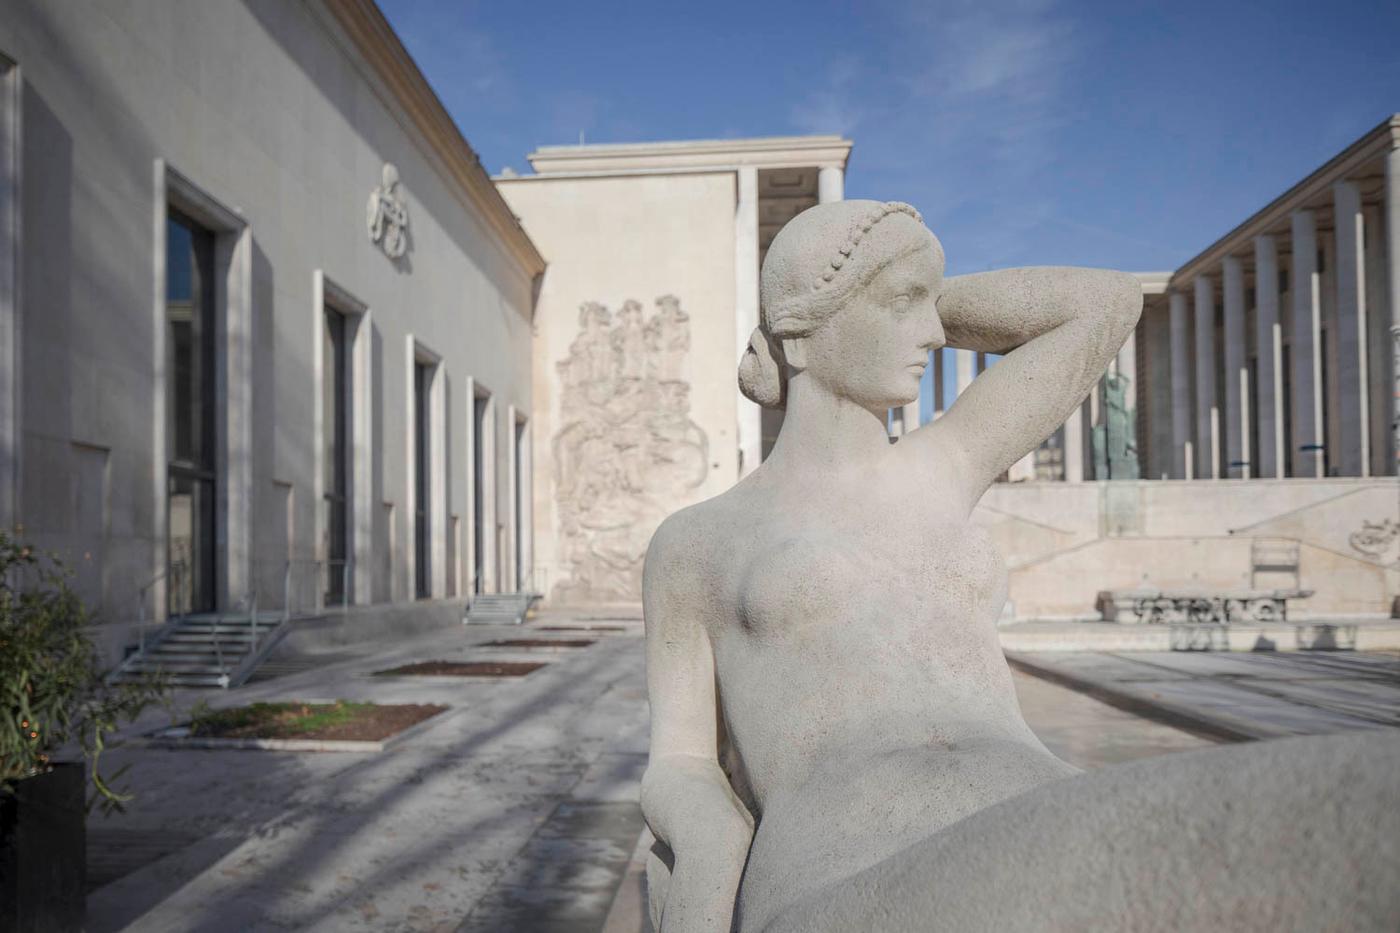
[87,613,648,932]
[1008,650,1400,741]
[99,610,1366,933]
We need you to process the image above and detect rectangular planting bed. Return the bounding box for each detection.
[373,660,547,678]
[149,701,449,752]
[534,625,627,633]
[479,639,596,649]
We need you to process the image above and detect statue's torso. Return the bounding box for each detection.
[683,457,1075,928]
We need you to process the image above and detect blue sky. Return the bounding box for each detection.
[380,0,1397,421]
[380,0,1398,276]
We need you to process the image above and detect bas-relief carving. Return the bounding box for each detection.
[552,296,708,604]
[1349,518,1399,562]
[641,200,1400,933]
[366,163,409,259]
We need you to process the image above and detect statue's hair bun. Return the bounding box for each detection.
[738,326,785,410]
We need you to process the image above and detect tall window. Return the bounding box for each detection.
[473,395,488,594]
[514,417,526,591]
[323,309,349,605]
[414,362,432,599]
[166,210,217,615]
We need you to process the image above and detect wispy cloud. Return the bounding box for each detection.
[790,55,864,135]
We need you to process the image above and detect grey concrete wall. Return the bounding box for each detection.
[0,1,535,634]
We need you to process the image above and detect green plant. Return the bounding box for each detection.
[0,529,170,813]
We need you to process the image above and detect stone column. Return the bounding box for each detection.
[1222,256,1248,478]
[735,166,761,477]
[1291,209,1325,477]
[1333,180,1369,476]
[954,348,974,394]
[1387,148,1400,477]
[1063,405,1084,483]
[818,166,844,204]
[1169,291,1193,479]
[1253,234,1284,478]
[1193,276,1220,479]
[1115,325,1138,478]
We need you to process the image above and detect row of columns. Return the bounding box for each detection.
[1166,158,1397,480]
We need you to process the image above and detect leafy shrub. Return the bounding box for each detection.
[0,530,169,813]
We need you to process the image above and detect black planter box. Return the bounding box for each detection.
[0,762,86,933]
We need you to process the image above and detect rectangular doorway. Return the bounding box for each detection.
[323,308,350,605]
[165,209,217,615]
[473,392,490,594]
[414,360,432,599]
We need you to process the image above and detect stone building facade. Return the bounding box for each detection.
[496,137,851,606]
[947,118,1400,621]
[0,0,543,659]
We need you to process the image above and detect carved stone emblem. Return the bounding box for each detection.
[1349,518,1399,560]
[366,163,409,258]
[552,295,708,604]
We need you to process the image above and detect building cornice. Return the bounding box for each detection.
[1170,114,1398,289]
[525,135,854,176]
[318,0,546,279]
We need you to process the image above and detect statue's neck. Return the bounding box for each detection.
[764,374,890,477]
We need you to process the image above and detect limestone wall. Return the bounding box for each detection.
[0,1,537,630]
[497,172,740,606]
[976,479,1400,620]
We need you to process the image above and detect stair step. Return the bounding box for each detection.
[146,650,250,664]
[123,660,234,674]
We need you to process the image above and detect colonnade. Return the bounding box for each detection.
[1157,152,1398,481]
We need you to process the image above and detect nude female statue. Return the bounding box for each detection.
[640,200,1400,932]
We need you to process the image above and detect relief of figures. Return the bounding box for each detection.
[552,295,709,603]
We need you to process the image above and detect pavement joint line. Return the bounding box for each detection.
[1004,652,1262,742]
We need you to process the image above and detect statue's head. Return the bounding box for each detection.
[381,163,400,191]
[740,200,946,413]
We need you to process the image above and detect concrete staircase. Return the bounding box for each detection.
[464,593,538,625]
[108,612,289,689]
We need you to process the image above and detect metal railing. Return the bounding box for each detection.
[135,559,187,655]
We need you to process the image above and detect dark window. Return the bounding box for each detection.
[415,362,432,599]
[323,310,349,605]
[473,395,488,594]
[166,211,217,615]
[1278,268,1289,295]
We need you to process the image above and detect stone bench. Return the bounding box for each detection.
[1096,588,1314,626]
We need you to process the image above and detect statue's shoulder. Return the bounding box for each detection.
[644,491,743,591]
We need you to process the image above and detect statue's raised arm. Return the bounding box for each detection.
[915,266,1142,509]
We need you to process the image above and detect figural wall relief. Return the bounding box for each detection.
[552,295,708,603]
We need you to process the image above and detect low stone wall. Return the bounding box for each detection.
[976,478,1400,621]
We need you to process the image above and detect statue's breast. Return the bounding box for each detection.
[729,506,1006,642]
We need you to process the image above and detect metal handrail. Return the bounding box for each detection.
[136,559,187,656]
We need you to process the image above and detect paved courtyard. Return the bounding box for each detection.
[86,611,1400,932]
[1009,649,1400,740]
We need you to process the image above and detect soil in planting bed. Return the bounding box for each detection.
[190,701,446,742]
[535,625,627,633]
[480,638,596,648]
[375,660,547,678]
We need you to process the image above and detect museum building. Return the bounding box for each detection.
[944,117,1400,622]
[0,0,544,662]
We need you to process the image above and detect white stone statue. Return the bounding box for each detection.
[640,200,1400,932]
[366,162,409,258]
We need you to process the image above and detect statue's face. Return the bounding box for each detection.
[791,240,946,412]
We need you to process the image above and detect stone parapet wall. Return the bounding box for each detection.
[977,478,1400,620]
